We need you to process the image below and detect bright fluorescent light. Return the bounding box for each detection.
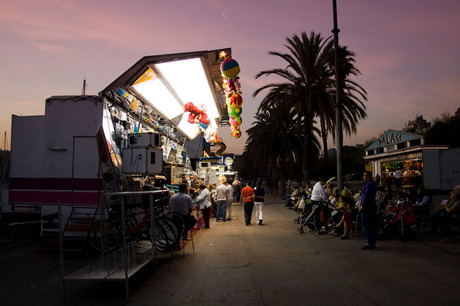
[177,113,200,139]
[132,77,183,120]
[155,58,220,119]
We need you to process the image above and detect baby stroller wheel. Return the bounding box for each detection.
[298,227,304,234]
[314,229,320,235]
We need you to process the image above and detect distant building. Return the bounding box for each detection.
[364,129,460,190]
[403,115,431,134]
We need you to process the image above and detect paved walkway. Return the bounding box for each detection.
[1,194,459,305]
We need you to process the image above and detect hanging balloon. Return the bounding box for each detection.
[220,58,240,79]
[229,116,242,127]
[231,127,242,139]
[228,106,242,117]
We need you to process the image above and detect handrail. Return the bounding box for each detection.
[99,188,170,300]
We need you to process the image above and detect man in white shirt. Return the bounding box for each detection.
[311,179,329,204]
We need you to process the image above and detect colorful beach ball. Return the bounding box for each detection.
[220,58,240,79]
[228,106,242,117]
[229,116,242,127]
[231,128,242,139]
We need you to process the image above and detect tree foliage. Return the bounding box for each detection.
[243,31,367,186]
[424,111,460,147]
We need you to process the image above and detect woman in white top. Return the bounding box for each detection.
[197,184,212,229]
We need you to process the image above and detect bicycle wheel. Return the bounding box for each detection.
[88,220,121,253]
[166,212,186,238]
[157,217,179,246]
[152,221,169,252]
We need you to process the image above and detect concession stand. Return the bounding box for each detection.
[5,48,244,300]
[6,48,240,228]
[364,129,460,190]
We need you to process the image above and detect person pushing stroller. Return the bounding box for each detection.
[310,178,331,232]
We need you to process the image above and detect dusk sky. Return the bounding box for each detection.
[1,0,459,154]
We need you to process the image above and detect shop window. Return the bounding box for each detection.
[397,142,406,150]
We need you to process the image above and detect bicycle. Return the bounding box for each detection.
[88,197,183,253]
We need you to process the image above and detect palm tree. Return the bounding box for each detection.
[320,44,368,169]
[245,103,303,193]
[254,32,333,183]
[253,31,367,183]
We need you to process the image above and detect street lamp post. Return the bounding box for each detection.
[332,0,343,193]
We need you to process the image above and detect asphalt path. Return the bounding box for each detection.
[1,193,459,305]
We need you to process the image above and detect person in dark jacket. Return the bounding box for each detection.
[359,171,378,250]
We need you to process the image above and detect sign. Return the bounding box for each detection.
[366,129,424,151]
[379,132,403,146]
[224,157,233,166]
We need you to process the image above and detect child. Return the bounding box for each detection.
[334,196,353,239]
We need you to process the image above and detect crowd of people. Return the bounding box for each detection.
[170,172,459,248]
[284,172,460,248]
[170,175,267,237]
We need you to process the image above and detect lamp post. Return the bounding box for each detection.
[332,0,343,192]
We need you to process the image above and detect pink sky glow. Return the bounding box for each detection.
[1,0,459,154]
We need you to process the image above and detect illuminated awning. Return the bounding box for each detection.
[102,49,230,139]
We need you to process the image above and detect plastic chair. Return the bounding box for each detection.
[417,201,434,229]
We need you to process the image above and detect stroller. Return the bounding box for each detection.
[293,196,311,226]
[378,201,416,241]
[297,201,332,234]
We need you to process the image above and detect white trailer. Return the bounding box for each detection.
[423,147,460,190]
[8,96,103,233]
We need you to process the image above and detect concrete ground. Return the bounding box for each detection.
[1,193,459,305]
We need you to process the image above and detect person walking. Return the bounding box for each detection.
[359,171,378,250]
[210,183,217,218]
[240,181,255,226]
[225,179,234,220]
[254,180,265,225]
[215,180,229,222]
[196,184,212,229]
[232,180,241,205]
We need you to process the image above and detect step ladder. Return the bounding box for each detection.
[60,206,99,257]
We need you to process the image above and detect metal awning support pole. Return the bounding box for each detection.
[332,0,343,193]
[121,195,129,300]
[149,193,158,273]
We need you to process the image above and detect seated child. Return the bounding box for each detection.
[334,196,353,239]
[383,199,399,222]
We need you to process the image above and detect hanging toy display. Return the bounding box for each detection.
[220,51,243,139]
[227,106,242,118]
[183,101,210,130]
[231,127,242,139]
[220,58,240,79]
[204,127,220,144]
